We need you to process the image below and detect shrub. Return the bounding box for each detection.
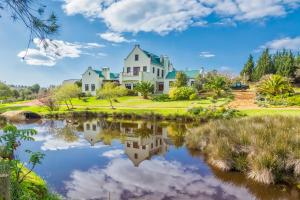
[169,87,197,100]
[189,93,198,100]
[186,116,300,185]
[187,106,242,119]
[127,89,138,96]
[152,94,171,102]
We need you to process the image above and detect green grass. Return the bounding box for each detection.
[241,109,300,116]
[0,96,230,116]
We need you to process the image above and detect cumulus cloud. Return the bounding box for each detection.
[259,36,300,52]
[102,149,124,158]
[62,0,300,35]
[18,38,104,66]
[64,158,254,200]
[99,32,131,43]
[200,51,216,58]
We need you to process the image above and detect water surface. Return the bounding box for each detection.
[4,119,299,200]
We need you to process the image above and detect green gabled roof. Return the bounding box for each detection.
[142,50,163,67]
[93,70,105,78]
[166,70,200,79]
[110,73,119,80]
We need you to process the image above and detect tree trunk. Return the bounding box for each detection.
[69,99,74,109]
[109,98,114,109]
[65,100,70,110]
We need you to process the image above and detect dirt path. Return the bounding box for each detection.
[229,90,259,109]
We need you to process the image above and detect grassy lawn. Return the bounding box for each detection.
[0,96,230,116]
[2,96,300,117]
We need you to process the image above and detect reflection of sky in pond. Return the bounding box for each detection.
[3,119,297,200]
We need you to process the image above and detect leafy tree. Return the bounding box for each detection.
[241,54,255,81]
[0,81,13,101]
[252,49,275,81]
[29,84,40,94]
[174,72,188,87]
[204,73,231,98]
[0,125,45,199]
[54,83,81,110]
[97,82,127,109]
[294,54,300,82]
[75,80,82,88]
[0,0,59,52]
[256,74,294,97]
[273,50,296,78]
[194,74,206,92]
[134,81,154,99]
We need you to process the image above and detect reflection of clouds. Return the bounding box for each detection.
[65,158,254,200]
[102,149,124,158]
[33,132,105,151]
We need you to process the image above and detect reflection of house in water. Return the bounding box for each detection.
[121,122,169,167]
[83,120,104,146]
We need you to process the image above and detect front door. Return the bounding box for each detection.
[158,82,164,92]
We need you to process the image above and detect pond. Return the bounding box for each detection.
[4,118,300,200]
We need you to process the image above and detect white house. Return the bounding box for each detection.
[82,67,119,96]
[81,45,204,95]
[120,45,174,93]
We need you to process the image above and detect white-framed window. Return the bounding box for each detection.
[135,54,139,61]
[85,84,89,91]
[91,84,95,91]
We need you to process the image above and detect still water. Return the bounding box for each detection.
[7,119,300,200]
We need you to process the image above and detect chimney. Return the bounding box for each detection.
[135,44,140,48]
[102,67,110,80]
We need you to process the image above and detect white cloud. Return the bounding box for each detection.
[200,51,216,58]
[62,0,300,35]
[64,158,254,200]
[18,38,104,66]
[259,36,300,52]
[102,149,124,158]
[99,32,131,43]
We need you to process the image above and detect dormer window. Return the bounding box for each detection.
[135,54,139,61]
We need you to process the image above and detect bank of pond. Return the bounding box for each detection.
[0,115,299,200]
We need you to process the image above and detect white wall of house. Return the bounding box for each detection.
[82,67,103,96]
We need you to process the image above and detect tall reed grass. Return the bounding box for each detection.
[186,116,300,185]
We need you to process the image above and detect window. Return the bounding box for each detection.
[92,124,96,131]
[89,72,91,76]
[86,124,90,130]
[157,68,160,77]
[133,67,140,76]
[151,143,153,149]
[133,142,139,149]
[191,81,195,86]
[85,84,89,91]
[125,84,132,90]
[142,145,146,150]
[162,70,164,77]
[91,84,95,91]
[135,54,139,61]
[153,67,155,73]
[134,153,138,159]
[143,66,147,72]
[127,67,131,73]
[127,143,130,147]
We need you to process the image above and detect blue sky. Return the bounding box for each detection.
[1,0,300,86]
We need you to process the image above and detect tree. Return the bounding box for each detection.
[174,72,188,87]
[241,54,255,81]
[0,82,13,101]
[0,125,45,198]
[54,83,81,110]
[252,49,275,81]
[29,84,40,94]
[0,0,59,54]
[134,81,154,99]
[273,50,297,78]
[97,82,127,109]
[295,54,300,83]
[204,73,231,98]
[256,74,294,97]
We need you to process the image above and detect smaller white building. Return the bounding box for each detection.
[82,67,119,96]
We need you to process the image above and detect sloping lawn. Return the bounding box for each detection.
[0,96,230,116]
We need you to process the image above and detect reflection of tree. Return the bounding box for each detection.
[100,129,122,145]
[56,126,78,143]
[167,123,187,148]
[135,123,152,139]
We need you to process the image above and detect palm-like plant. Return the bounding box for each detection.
[135,81,154,99]
[256,74,294,97]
